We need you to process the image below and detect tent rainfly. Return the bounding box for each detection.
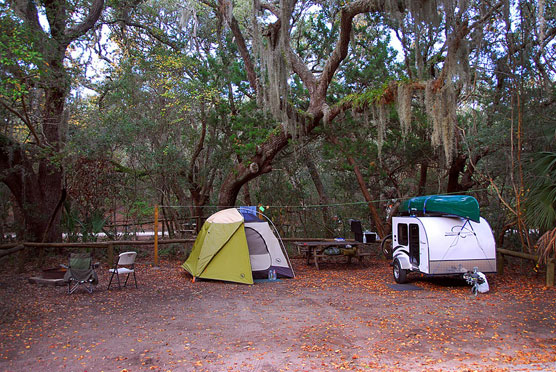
[182,208,294,284]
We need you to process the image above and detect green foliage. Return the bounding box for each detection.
[340,83,392,109]
[0,0,550,249]
[335,14,401,93]
[230,103,277,157]
[128,201,153,222]
[158,243,185,258]
[294,10,339,68]
[62,202,107,242]
[0,11,42,72]
[526,152,556,230]
[0,7,44,106]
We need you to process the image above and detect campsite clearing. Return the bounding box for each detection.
[1,256,555,371]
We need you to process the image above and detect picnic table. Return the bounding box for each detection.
[293,240,377,270]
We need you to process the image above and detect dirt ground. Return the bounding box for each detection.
[1,253,555,372]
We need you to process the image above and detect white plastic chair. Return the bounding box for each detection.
[108,251,138,289]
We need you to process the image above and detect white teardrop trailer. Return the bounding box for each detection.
[390,195,496,285]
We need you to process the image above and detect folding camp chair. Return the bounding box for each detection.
[63,253,98,294]
[349,219,364,242]
[349,219,377,243]
[108,251,138,290]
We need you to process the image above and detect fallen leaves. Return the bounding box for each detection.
[0,257,555,371]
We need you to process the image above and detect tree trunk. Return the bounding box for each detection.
[327,135,387,239]
[241,184,253,206]
[0,138,64,242]
[193,203,204,234]
[447,150,488,193]
[349,158,387,239]
[1,0,105,243]
[189,183,211,233]
[0,80,67,243]
[446,154,468,193]
[418,161,428,195]
[305,155,333,238]
[27,171,63,242]
[218,166,260,207]
[218,130,291,207]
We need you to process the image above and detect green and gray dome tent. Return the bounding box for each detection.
[182,208,295,284]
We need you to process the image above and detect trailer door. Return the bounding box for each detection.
[409,223,420,265]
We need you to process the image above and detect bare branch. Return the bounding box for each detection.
[64,0,105,44]
[0,99,42,146]
[315,0,404,102]
[103,19,185,51]
[287,47,317,95]
[228,14,258,92]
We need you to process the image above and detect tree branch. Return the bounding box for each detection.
[0,99,42,146]
[64,0,105,44]
[102,19,185,51]
[44,0,69,41]
[188,103,207,188]
[215,0,259,92]
[287,45,317,96]
[434,1,504,88]
[260,1,280,17]
[10,0,43,33]
[229,16,258,92]
[315,0,404,103]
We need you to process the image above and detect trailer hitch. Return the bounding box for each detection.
[463,267,487,296]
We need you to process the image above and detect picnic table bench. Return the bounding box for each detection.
[293,240,377,270]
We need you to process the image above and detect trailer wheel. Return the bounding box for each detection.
[381,234,393,259]
[393,259,408,284]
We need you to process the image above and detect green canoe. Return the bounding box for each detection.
[399,195,481,223]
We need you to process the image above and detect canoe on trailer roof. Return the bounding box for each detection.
[399,195,480,223]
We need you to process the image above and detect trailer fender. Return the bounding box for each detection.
[392,248,411,270]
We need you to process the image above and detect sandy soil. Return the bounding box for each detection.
[1,254,555,372]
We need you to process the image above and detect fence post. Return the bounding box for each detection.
[496,251,504,275]
[107,243,114,265]
[154,205,159,267]
[547,258,555,287]
[17,244,27,273]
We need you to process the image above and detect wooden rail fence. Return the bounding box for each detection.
[1,237,331,269]
[5,240,552,287]
[497,248,554,287]
[20,239,197,266]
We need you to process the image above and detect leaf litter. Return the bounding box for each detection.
[0,255,555,371]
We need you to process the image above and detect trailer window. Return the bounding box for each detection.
[398,223,408,246]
